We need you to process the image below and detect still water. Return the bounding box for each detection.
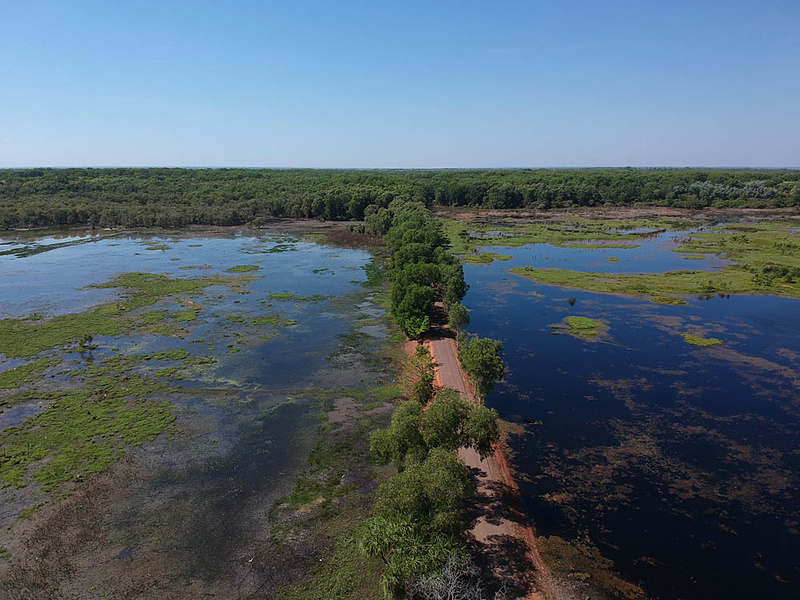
[0,230,383,593]
[466,235,800,599]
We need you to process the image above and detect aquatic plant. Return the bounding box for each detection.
[551,316,608,338]
[681,334,723,347]
[227,264,259,273]
[650,296,689,306]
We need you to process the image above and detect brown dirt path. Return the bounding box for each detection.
[425,302,578,600]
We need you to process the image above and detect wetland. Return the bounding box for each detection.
[448,210,800,599]
[0,227,397,598]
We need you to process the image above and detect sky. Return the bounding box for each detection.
[1,0,798,168]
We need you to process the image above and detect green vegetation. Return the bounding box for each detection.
[441,217,669,263]
[18,502,46,519]
[562,242,639,249]
[269,292,331,302]
[145,244,171,251]
[0,357,59,388]
[0,272,242,358]
[227,264,259,273]
[252,315,297,327]
[511,266,789,298]
[447,303,470,337]
[676,222,800,288]
[681,334,723,347]
[172,307,201,321]
[511,221,800,299]
[606,256,620,262]
[3,168,797,230]
[0,374,173,491]
[383,200,468,338]
[650,296,689,306]
[363,383,499,597]
[458,336,505,399]
[551,316,608,338]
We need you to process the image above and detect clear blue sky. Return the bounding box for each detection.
[1,0,798,168]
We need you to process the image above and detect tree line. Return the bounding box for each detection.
[359,201,507,598]
[2,167,798,229]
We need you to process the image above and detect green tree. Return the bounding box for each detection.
[374,448,471,537]
[458,336,504,399]
[364,204,393,235]
[447,303,470,335]
[394,283,434,339]
[370,400,426,469]
[420,388,499,458]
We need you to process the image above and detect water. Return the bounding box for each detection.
[480,229,731,274]
[465,241,800,599]
[0,229,384,592]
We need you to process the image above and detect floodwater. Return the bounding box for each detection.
[0,230,384,595]
[465,232,800,599]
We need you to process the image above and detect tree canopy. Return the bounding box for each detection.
[2,167,797,230]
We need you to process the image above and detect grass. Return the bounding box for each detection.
[0,357,60,389]
[461,250,513,264]
[606,256,620,262]
[511,266,795,298]
[145,244,171,251]
[270,292,332,302]
[18,502,46,519]
[551,316,608,338]
[173,308,201,322]
[681,334,723,347]
[0,272,239,358]
[562,243,639,250]
[0,374,173,491]
[252,316,298,327]
[227,264,259,273]
[650,296,689,306]
[440,216,676,263]
[507,220,800,299]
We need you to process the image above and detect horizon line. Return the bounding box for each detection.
[2,165,799,171]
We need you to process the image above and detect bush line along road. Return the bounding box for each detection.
[362,199,518,598]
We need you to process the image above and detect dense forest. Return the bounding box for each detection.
[1,168,798,229]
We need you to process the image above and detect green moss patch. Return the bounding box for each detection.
[551,316,608,338]
[441,217,673,263]
[252,316,298,327]
[0,272,237,358]
[562,243,639,250]
[269,292,332,303]
[227,264,259,273]
[650,296,689,306]
[145,244,171,251]
[0,375,173,491]
[606,256,621,262]
[681,334,723,347]
[0,357,60,389]
[511,265,798,298]
[173,308,201,322]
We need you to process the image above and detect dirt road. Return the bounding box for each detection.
[426,302,575,600]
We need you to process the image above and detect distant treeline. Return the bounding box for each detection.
[1,167,799,229]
